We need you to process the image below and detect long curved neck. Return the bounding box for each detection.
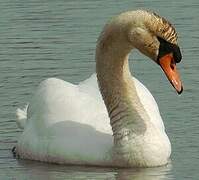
[96,26,150,140]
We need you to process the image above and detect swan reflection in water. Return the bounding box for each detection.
[16,159,172,180]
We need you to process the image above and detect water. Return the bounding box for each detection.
[0,0,198,179]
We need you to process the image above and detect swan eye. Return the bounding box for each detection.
[157,37,182,63]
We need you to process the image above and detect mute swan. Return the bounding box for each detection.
[14,10,183,167]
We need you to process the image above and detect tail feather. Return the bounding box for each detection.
[16,104,28,129]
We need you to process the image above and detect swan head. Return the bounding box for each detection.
[124,10,183,94]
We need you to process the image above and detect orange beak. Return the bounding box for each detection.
[159,53,183,94]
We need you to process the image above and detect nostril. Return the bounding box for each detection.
[170,63,175,70]
[170,59,176,70]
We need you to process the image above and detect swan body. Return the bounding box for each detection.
[15,10,182,167]
[16,74,170,167]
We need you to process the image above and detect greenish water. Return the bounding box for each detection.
[0,0,198,179]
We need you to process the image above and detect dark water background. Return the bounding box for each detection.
[0,0,198,179]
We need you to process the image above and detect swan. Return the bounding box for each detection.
[14,10,183,167]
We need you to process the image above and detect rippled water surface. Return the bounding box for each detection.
[0,0,198,179]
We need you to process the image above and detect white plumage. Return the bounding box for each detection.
[16,74,170,166]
